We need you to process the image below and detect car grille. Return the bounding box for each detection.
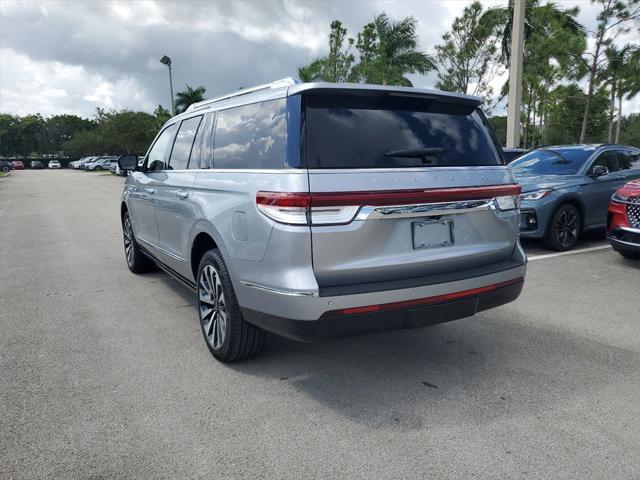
[628,198,640,228]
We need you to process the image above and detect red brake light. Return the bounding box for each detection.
[256,184,522,225]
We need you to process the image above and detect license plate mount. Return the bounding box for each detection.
[412,219,454,250]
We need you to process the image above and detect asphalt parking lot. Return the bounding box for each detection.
[1,170,639,479]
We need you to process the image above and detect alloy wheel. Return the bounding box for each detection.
[198,264,227,349]
[123,216,134,267]
[554,209,578,248]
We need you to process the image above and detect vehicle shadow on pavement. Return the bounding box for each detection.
[157,273,638,430]
[228,310,639,429]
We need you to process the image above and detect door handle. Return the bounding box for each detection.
[143,187,156,194]
[176,190,189,200]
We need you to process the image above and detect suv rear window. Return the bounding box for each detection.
[303,94,502,169]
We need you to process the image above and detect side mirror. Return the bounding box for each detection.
[590,165,609,177]
[118,154,139,171]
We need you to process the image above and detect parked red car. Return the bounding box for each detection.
[12,161,25,170]
[607,179,640,259]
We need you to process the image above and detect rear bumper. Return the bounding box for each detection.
[242,277,524,342]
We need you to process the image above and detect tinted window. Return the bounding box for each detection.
[213,99,286,169]
[304,94,502,169]
[619,150,640,170]
[169,116,202,170]
[147,124,177,171]
[591,150,620,173]
[510,149,590,175]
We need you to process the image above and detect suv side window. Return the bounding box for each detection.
[147,123,177,172]
[193,112,215,169]
[168,115,203,170]
[213,99,286,169]
[619,150,640,170]
[591,150,619,174]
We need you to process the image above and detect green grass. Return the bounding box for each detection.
[0,171,8,177]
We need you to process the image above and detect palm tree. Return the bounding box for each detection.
[615,45,640,142]
[174,85,206,114]
[479,0,584,64]
[298,58,324,82]
[601,44,630,142]
[369,13,435,86]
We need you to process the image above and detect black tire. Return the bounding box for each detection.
[1,166,9,173]
[122,211,155,273]
[544,204,581,251]
[94,166,102,171]
[197,249,265,362]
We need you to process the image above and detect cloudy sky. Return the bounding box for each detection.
[0,0,638,118]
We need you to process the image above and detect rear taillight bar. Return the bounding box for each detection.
[324,277,524,316]
[256,184,521,225]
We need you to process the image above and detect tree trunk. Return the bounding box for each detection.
[608,80,616,143]
[615,92,623,143]
[580,40,602,143]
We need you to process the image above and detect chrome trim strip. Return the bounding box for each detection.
[355,199,496,220]
[240,281,319,297]
[608,236,640,247]
[620,226,640,234]
[137,238,186,262]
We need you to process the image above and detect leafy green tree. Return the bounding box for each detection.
[298,58,325,82]
[299,14,433,86]
[361,13,434,86]
[614,44,640,141]
[62,129,105,157]
[544,84,609,144]
[577,0,639,143]
[617,112,640,146]
[480,0,586,146]
[175,85,206,114]
[154,105,172,127]
[487,116,508,146]
[434,2,500,100]
[62,110,158,157]
[298,21,354,82]
[38,114,95,154]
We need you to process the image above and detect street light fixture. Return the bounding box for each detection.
[160,55,175,116]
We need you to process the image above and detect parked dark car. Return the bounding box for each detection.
[12,160,25,170]
[0,160,12,172]
[502,148,528,163]
[31,160,45,169]
[510,144,640,251]
[607,179,640,259]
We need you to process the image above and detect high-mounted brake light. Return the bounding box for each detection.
[256,184,521,225]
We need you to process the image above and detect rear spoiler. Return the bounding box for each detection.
[287,82,483,107]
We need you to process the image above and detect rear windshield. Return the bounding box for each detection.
[303,94,502,169]
[509,149,591,175]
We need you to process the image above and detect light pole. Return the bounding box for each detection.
[160,55,175,117]
[506,0,525,148]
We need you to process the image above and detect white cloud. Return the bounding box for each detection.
[0,0,638,119]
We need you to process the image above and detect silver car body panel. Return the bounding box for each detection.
[121,80,525,332]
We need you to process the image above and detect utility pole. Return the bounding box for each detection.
[506,0,525,148]
[160,55,175,116]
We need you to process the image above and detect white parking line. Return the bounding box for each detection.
[528,244,612,261]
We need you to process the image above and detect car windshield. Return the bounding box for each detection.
[509,149,592,175]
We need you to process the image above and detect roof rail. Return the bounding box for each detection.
[186,77,299,112]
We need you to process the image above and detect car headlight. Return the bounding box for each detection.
[520,189,552,201]
[611,191,628,202]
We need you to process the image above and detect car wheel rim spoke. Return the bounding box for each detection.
[198,263,227,349]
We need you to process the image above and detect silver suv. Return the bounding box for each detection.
[118,78,526,362]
